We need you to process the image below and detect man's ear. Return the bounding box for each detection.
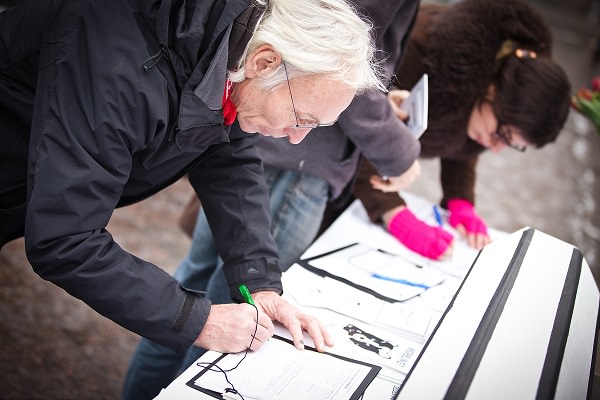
[244,45,281,78]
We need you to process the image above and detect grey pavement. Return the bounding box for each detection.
[1,0,600,399]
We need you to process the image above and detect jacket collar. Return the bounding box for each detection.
[227,2,266,70]
[155,0,265,149]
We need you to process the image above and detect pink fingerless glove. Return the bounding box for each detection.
[387,208,453,260]
[447,199,488,234]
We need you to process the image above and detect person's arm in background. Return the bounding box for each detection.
[367,89,421,193]
[351,87,453,260]
[338,90,421,187]
[354,94,489,257]
[353,157,455,260]
[349,2,458,260]
[353,158,409,223]
[440,157,491,249]
[339,0,422,189]
[343,0,430,200]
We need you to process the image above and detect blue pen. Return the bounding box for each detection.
[433,205,443,226]
[371,273,430,289]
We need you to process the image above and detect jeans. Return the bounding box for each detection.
[122,167,329,400]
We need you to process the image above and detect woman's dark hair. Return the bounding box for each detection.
[491,54,571,148]
[420,0,572,151]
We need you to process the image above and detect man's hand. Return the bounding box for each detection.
[370,159,421,193]
[193,303,275,353]
[253,291,333,352]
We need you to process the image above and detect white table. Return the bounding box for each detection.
[155,193,507,399]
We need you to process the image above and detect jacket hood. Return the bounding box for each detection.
[155,0,251,82]
[151,0,263,143]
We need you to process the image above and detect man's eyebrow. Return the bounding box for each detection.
[296,110,320,122]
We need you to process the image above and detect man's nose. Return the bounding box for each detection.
[287,128,313,144]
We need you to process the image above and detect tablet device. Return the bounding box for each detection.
[399,73,428,138]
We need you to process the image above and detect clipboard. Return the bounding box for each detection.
[186,335,381,400]
[399,74,428,138]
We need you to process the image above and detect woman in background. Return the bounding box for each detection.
[351,0,571,260]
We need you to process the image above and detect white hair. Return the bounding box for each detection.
[228,0,386,93]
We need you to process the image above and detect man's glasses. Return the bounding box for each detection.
[493,124,527,152]
[282,61,337,129]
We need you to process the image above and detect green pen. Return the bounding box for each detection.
[238,284,255,306]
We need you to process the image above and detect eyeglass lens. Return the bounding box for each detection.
[495,125,526,152]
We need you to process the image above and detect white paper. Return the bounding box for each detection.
[283,264,432,340]
[189,337,377,400]
[307,243,447,301]
[318,313,424,376]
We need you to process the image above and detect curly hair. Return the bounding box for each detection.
[423,0,571,148]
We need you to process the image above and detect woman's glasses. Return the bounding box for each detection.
[494,124,527,152]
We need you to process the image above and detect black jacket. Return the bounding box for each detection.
[0,0,281,352]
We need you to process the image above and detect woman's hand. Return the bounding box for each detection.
[370,160,421,193]
[447,198,491,249]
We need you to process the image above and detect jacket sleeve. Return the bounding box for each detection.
[439,156,479,207]
[338,90,421,179]
[188,134,283,301]
[334,0,420,217]
[23,20,208,353]
[352,158,408,223]
[342,0,421,177]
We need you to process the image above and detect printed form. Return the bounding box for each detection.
[185,336,379,400]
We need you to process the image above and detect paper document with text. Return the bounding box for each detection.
[186,336,380,400]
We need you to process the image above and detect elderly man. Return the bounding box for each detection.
[121,0,423,398]
[0,0,385,367]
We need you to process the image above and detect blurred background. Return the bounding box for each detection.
[0,0,599,398]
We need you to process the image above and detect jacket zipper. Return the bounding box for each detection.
[141,46,169,72]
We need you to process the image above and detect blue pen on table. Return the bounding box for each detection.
[371,273,430,289]
[433,205,443,226]
[238,284,255,306]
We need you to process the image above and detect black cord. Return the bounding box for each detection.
[196,303,260,400]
